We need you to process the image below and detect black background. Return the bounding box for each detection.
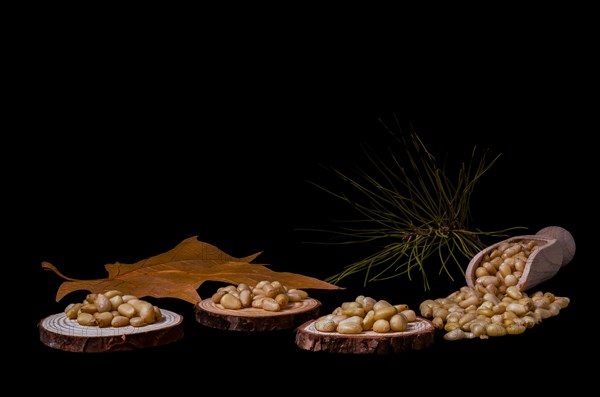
[15,14,592,389]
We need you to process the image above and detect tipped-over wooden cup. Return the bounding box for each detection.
[465,226,576,292]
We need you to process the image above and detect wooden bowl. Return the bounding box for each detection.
[465,226,576,292]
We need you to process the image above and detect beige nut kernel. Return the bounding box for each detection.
[475,267,490,278]
[275,293,289,309]
[77,312,97,326]
[554,297,570,309]
[122,294,138,303]
[432,317,445,329]
[446,312,461,324]
[117,302,136,318]
[239,289,252,307]
[211,290,228,304]
[373,300,393,311]
[255,280,269,289]
[220,293,243,310]
[476,276,500,287]
[400,309,417,322]
[444,323,461,332]
[331,315,349,325]
[470,323,486,337]
[103,290,123,299]
[65,303,82,319]
[252,287,266,296]
[286,292,304,302]
[336,322,363,334]
[84,293,97,304]
[362,310,376,331]
[506,286,523,300]
[372,319,391,333]
[342,307,366,317]
[361,297,377,312]
[287,289,309,300]
[94,311,114,327]
[486,323,507,337]
[111,315,130,327]
[520,315,537,328]
[482,261,496,274]
[128,299,154,317]
[432,307,449,321]
[535,308,554,320]
[505,303,528,316]
[80,303,98,314]
[444,328,466,341]
[109,295,124,311]
[137,302,156,324]
[261,297,281,312]
[251,297,265,308]
[458,312,477,326]
[419,300,435,317]
[262,284,279,298]
[94,293,112,313]
[373,306,398,321]
[503,274,519,287]
[341,301,362,310]
[153,306,163,322]
[506,324,526,335]
[459,296,481,308]
[389,313,408,332]
[129,317,145,327]
[315,319,336,332]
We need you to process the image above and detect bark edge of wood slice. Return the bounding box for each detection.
[39,309,184,353]
[295,316,436,355]
[195,297,321,331]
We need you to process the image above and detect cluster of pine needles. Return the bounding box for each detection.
[304,118,524,290]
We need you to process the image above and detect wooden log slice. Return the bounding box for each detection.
[295,316,435,355]
[195,298,321,331]
[39,309,184,353]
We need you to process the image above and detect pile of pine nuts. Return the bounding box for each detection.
[314,295,417,334]
[64,290,163,328]
[419,239,570,341]
[211,280,309,312]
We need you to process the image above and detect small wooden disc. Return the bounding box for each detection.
[38,309,184,353]
[295,317,435,354]
[195,298,321,331]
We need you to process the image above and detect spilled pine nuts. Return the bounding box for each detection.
[211,280,309,312]
[419,239,570,341]
[64,290,163,328]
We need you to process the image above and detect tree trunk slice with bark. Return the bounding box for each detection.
[195,298,321,331]
[38,309,184,353]
[295,317,435,354]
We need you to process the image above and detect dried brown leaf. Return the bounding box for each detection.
[42,236,343,304]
